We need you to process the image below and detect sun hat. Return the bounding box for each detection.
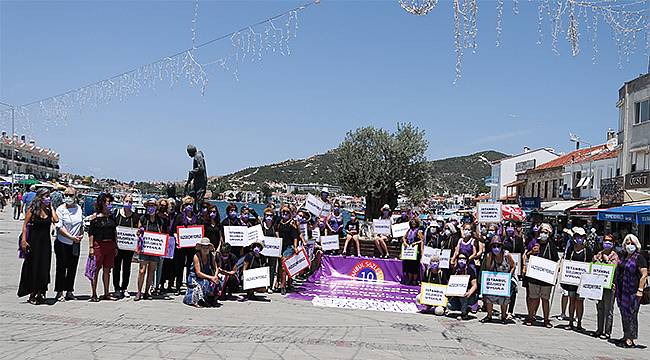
[144,198,157,205]
[381,204,391,211]
[436,215,445,222]
[196,237,215,250]
[540,223,553,233]
[572,227,586,236]
[249,238,265,251]
[321,187,329,194]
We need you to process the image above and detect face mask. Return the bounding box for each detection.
[265,215,273,222]
[487,231,495,239]
[64,196,74,205]
[296,215,303,222]
[253,247,261,254]
[42,197,51,206]
[429,262,439,271]
[539,233,549,242]
[444,229,451,236]
[480,228,487,235]
[282,213,290,220]
[532,226,540,233]
[350,216,356,222]
[625,244,636,254]
[492,246,501,255]
[430,227,438,233]
[228,211,237,219]
[603,241,614,250]
[457,259,467,268]
[221,254,230,260]
[123,202,132,210]
[106,203,113,212]
[209,212,217,219]
[184,205,193,214]
[383,210,390,216]
[506,227,514,235]
[241,214,249,221]
[463,230,472,238]
[201,208,208,215]
[147,206,156,215]
[574,237,585,245]
[401,212,407,218]
[334,207,340,214]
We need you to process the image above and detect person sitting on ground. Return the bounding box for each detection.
[239,239,269,302]
[373,204,392,258]
[343,212,361,257]
[480,236,516,324]
[420,256,448,315]
[183,238,220,307]
[216,243,239,299]
[447,253,478,321]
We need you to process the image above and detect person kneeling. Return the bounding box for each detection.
[239,239,269,302]
[183,238,220,307]
[447,253,478,320]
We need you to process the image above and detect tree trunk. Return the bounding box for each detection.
[365,188,398,220]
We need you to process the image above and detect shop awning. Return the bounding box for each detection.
[18,179,40,185]
[597,205,650,224]
[541,200,583,215]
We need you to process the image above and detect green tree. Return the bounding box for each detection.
[334,123,430,220]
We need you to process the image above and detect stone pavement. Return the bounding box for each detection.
[0,209,646,359]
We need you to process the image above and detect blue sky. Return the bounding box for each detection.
[1,0,648,181]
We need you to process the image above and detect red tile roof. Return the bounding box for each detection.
[533,144,617,171]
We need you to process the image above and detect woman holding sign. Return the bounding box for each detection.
[134,198,165,301]
[172,196,199,295]
[183,238,220,307]
[615,234,648,348]
[523,223,559,328]
[87,192,117,302]
[278,205,300,295]
[480,236,516,324]
[239,239,269,301]
[561,227,592,332]
[401,218,423,286]
[112,193,139,299]
[373,204,392,258]
[592,234,619,340]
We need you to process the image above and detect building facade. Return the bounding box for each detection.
[0,133,60,179]
[487,148,558,202]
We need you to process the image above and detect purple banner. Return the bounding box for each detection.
[289,255,423,313]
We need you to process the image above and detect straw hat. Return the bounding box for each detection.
[182,196,194,205]
[572,227,586,236]
[249,238,265,251]
[195,237,214,250]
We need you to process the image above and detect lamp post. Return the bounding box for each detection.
[569,133,595,199]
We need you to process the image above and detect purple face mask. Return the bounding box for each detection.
[574,237,585,245]
[209,212,217,219]
[228,211,237,219]
[201,208,208,214]
[42,197,51,206]
[147,206,156,215]
[281,213,290,220]
[240,213,249,221]
[429,262,439,270]
[253,247,261,254]
[506,227,515,235]
[265,215,273,222]
[184,205,193,214]
[401,212,407,218]
[603,241,614,250]
[492,246,501,255]
[106,203,113,212]
[123,202,132,210]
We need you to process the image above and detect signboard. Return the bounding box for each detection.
[525,255,558,285]
[510,253,522,276]
[176,225,204,248]
[560,260,591,286]
[590,262,616,290]
[421,246,436,265]
[430,248,452,269]
[515,159,536,173]
[320,235,340,251]
[419,283,448,307]
[578,273,604,300]
[445,275,470,297]
[373,219,392,236]
[246,225,264,246]
[600,176,624,206]
[391,222,410,238]
[261,237,282,258]
[312,227,321,243]
[116,226,138,251]
[282,248,311,279]
[224,226,248,247]
[519,197,541,211]
[141,231,168,257]
[305,194,325,216]
[400,245,418,261]
[243,266,271,290]
[480,271,512,297]
[625,170,649,190]
[477,202,502,223]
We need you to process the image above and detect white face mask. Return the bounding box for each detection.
[463,230,472,238]
[625,244,637,254]
[538,233,549,242]
[444,229,451,236]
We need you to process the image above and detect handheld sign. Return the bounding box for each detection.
[243,266,271,290]
[312,227,321,243]
[116,226,138,251]
[141,231,168,257]
[446,275,470,297]
[320,235,340,251]
[391,222,410,238]
[578,273,604,300]
[439,249,452,269]
[282,248,311,279]
[481,271,512,297]
[590,263,616,290]
[177,225,204,248]
[477,202,502,223]
[224,226,247,247]
[510,253,522,276]
[400,245,418,261]
[246,225,264,246]
[421,246,436,265]
[560,260,591,286]
[525,255,558,285]
[373,219,392,236]
[261,237,282,258]
[305,194,325,216]
[419,283,448,307]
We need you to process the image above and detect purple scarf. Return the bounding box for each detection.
[407,228,418,244]
[616,253,640,317]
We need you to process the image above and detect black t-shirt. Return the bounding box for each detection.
[203,221,222,248]
[345,220,359,234]
[89,215,117,242]
[565,247,592,263]
[278,221,298,251]
[262,221,276,237]
[244,252,267,269]
[114,211,140,228]
[140,215,165,233]
[217,253,237,272]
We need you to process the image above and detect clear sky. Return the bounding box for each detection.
[1,0,648,181]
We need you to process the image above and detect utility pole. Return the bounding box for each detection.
[0,101,16,191]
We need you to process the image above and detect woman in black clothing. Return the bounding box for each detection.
[343,212,361,257]
[201,204,223,251]
[261,207,278,291]
[171,196,198,295]
[18,188,59,304]
[113,193,139,298]
[216,243,239,299]
[561,227,593,331]
[88,192,118,302]
[277,205,300,295]
[221,203,243,257]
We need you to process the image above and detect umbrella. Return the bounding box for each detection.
[502,205,526,221]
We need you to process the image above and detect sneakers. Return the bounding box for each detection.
[65,292,76,301]
[56,292,65,302]
[123,290,131,298]
[266,288,274,294]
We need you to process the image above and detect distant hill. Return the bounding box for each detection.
[209,150,508,195]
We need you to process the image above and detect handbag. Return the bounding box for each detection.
[84,256,97,281]
[17,223,30,259]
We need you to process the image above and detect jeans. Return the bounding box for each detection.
[13,205,21,220]
[596,288,615,335]
[112,249,134,292]
[54,241,79,292]
[448,293,478,315]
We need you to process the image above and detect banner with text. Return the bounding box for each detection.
[373,219,392,236]
[560,260,591,286]
[321,235,340,251]
[283,248,311,279]
[141,231,168,257]
[391,222,410,238]
[590,262,616,290]
[243,266,271,290]
[261,237,282,258]
[477,202,502,223]
[446,275,470,297]
[525,255,558,285]
[177,225,204,248]
[116,226,138,251]
[419,283,448,307]
[481,271,512,297]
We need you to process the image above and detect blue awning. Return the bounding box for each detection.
[597,205,650,224]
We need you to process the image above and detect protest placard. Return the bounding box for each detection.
[391,222,410,238]
[446,275,470,297]
[320,235,340,251]
[177,225,204,248]
[481,271,512,297]
[305,194,325,216]
[419,283,448,306]
[243,266,271,290]
[141,231,168,257]
[421,246,436,265]
[510,253,522,275]
[282,248,311,279]
[439,249,451,269]
[373,219,392,236]
[321,203,332,217]
[224,226,247,247]
[246,225,264,246]
[261,237,282,258]
[400,244,418,261]
[525,255,558,285]
[578,273,604,300]
[590,262,616,290]
[116,226,138,251]
[477,202,502,223]
[560,260,591,286]
[312,227,321,243]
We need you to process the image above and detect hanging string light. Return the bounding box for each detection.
[399,0,439,16]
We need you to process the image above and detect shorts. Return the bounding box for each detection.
[138,254,160,263]
[527,283,552,300]
[93,241,117,269]
[282,246,295,258]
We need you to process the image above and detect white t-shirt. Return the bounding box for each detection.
[55,204,83,245]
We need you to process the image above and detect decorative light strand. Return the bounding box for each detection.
[399,0,438,16]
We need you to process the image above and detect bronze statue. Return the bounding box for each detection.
[185,144,207,211]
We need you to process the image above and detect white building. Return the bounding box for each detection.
[0,132,60,179]
[488,147,558,202]
[562,144,619,200]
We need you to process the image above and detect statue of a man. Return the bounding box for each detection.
[185,144,207,211]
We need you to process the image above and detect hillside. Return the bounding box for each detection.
[209,150,508,195]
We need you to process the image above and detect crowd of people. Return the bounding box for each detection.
[13,185,648,349]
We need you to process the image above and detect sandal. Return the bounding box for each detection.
[89,296,99,302]
[544,321,553,329]
[101,294,116,301]
[479,316,493,323]
[134,293,141,301]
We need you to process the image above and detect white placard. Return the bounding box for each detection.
[391,222,410,238]
[261,237,282,258]
[246,225,264,246]
[320,235,340,251]
[177,225,204,248]
[421,246,436,265]
[439,249,452,269]
[590,263,616,290]
[312,227,321,243]
[400,245,418,261]
[141,231,168,257]
[373,219,392,235]
[243,266,271,290]
[224,226,248,247]
[578,273,604,300]
[116,226,138,251]
[420,283,448,306]
[321,203,332,217]
[305,194,325,216]
[446,275,471,297]
[481,271,512,297]
[560,260,591,286]
[477,202,502,223]
[283,249,310,279]
[525,255,558,285]
[510,253,522,275]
